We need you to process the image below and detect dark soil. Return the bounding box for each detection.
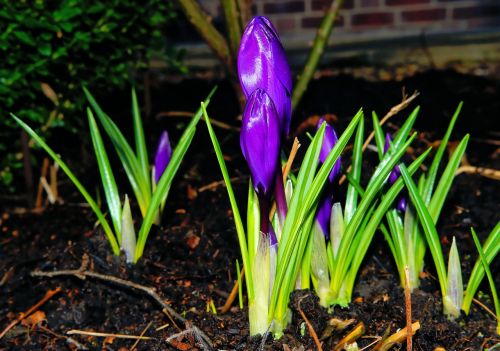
[1,69,499,350]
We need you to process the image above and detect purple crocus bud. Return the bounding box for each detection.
[238,16,292,136]
[240,89,281,199]
[154,130,172,183]
[317,118,342,183]
[384,133,401,185]
[397,197,407,213]
[385,133,408,213]
[315,118,342,237]
[316,195,332,237]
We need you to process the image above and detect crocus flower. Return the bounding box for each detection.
[238,16,292,136]
[154,130,172,183]
[241,89,281,199]
[241,89,281,237]
[384,133,407,212]
[315,118,342,236]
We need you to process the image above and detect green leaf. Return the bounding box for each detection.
[200,91,252,299]
[372,111,385,161]
[463,221,500,314]
[13,31,36,46]
[121,194,136,263]
[345,118,364,224]
[428,135,469,222]
[443,237,463,319]
[84,87,150,215]
[422,102,462,205]
[131,87,150,190]
[10,113,120,255]
[469,228,499,333]
[87,108,122,242]
[400,164,447,298]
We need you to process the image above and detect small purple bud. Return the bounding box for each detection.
[317,118,342,183]
[238,16,292,136]
[154,130,172,183]
[315,195,332,238]
[385,133,407,212]
[397,197,407,213]
[240,89,281,199]
[314,118,342,238]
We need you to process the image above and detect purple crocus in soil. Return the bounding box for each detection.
[154,130,172,183]
[315,118,342,236]
[240,89,281,237]
[384,133,407,212]
[238,16,292,136]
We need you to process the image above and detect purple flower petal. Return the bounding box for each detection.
[317,118,342,183]
[240,89,281,199]
[154,130,172,183]
[238,16,292,136]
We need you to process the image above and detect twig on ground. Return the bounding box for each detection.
[339,90,420,185]
[130,321,153,350]
[198,176,246,192]
[37,325,88,350]
[297,296,323,351]
[333,322,365,351]
[0,287,61,339]
[455,165,500,181]
[404,266,413,351]
[219,267,245,313]
[31,255,213,348]
[157,111,240,132]
[373,321,420,351]
[472,298,498,321]
[67,330,153,340]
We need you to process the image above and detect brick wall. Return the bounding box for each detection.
[198,0,500,42]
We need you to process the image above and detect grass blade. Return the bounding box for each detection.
[428,135,469,221]
[11,113,120,255]
[84,87,150,215]
[131,87,150,192]
[422,102,462,205]
[470,228,499,333]
[372,111,385,160]
[199,95,252,299]
[400,164,447,298]
[88,109,122,242]
[345,118,364,223]
[463,221,500,314]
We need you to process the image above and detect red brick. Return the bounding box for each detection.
[302,15,344,28]
[402,8,446,22]
[361,0,379,7]
[352,12,394,26]
[264,1,304,14]
[386,0,429,6]
[312,0,354,11]
[453,5,500,20]
[276,18,296,32]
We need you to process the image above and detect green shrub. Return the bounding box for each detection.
[0,0,182,193]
